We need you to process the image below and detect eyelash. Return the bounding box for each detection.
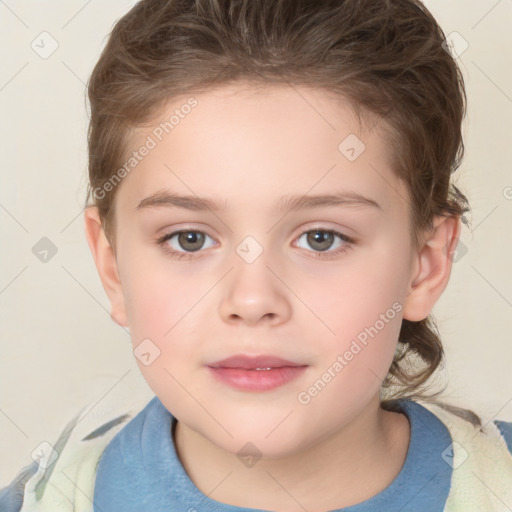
[156,227,355,261]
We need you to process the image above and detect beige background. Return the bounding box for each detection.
[1,0,511,486]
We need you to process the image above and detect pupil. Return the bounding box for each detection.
[179,231,204,251]
[308,230,333,251]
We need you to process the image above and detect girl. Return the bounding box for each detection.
[2,1,511,510]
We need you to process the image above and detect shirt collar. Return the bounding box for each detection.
[94,397,453,511]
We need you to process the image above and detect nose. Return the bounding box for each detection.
[218,255,292,327]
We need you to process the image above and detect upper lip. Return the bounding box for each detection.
[208,355,306,369]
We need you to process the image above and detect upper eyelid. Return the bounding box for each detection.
[160,225,350,240]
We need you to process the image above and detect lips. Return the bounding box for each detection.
[208,354,304,370]
[207,354,308,391]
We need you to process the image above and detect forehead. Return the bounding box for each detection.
[115,83,407,216]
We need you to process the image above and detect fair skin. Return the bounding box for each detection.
[85,83,460,511]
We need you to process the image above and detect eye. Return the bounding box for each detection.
[157,230,216,257]
[156,227,354,261]
[295,228,353,258]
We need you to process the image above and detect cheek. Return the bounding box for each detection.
[303,245,409,338]
[120,252,200,339]
[297,244,408,389]
[296,294,403,417]
[118,252,209,384]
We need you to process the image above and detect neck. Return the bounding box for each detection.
[173,396,411,511]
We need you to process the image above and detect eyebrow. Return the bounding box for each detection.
[135,190,381,213]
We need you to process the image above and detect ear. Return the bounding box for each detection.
[402,215,462,321]
[84,206,128,327]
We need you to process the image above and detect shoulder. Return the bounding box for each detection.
[418,399,512,453]
[415,400,512,510]
[0,392,154,512]
[421,400,512,453]
[93,396,175,509]
[95,395,165,473]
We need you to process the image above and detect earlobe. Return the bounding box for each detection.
[402,215,462,321]
[84,206,129,327]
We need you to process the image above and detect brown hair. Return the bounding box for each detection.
[85,0,472,410]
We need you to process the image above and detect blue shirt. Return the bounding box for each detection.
[93,396,499,511]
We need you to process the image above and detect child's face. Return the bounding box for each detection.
[105,84,422,456]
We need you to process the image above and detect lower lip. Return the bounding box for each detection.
[208,366,307,391]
